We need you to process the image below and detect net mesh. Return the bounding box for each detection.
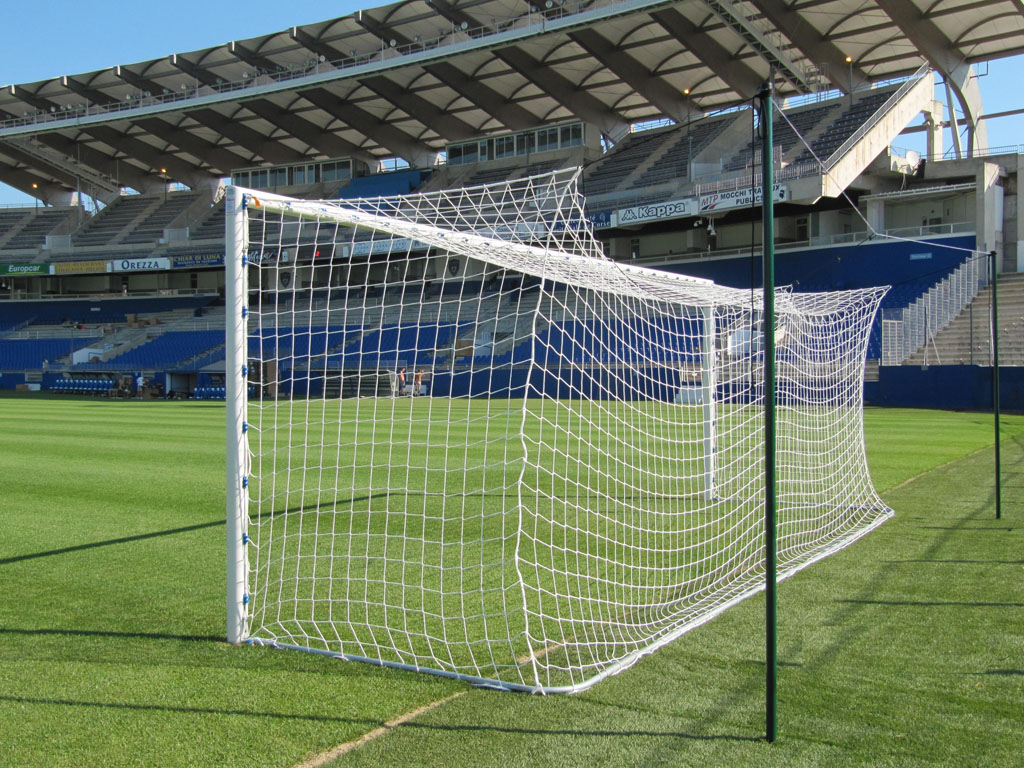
[235,169,891,692]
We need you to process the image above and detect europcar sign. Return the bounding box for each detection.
[0,263,49,275]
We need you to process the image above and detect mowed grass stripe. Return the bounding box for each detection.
[0,393,1021,767]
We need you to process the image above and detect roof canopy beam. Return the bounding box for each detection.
[699,0,813,92]
[747,0,868,93]
[300,87,437,166]
[228,41,283,78]
[492,46,629,140]
[185,107,305,166]
[568,28,697,123]
[874,0,987,154]
[240,98,378,166]
[353,12,481,140]
[651,7,764,100]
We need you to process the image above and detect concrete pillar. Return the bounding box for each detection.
[866,198,885,233]
[976,162,1005,271]
[923,101,944,160]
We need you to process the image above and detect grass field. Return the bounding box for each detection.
[1,394,1022,767]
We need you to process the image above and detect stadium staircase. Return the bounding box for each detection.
[818,70,934,198]
[904,273,1024,366]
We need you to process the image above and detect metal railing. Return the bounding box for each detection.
[880,256,988,365]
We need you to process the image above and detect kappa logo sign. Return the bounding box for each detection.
[618,198,696,225]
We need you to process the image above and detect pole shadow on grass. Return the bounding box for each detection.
[801,441,1019,672]
[0,693,760,743]
[0,627,221,643]
[391,720,763,742]
[0,494,381,566]
[0,694,381,725]
[2,490,667,567]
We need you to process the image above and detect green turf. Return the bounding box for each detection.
[1,395,1021,767]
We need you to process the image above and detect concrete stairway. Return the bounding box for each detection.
[904,272,1024,366]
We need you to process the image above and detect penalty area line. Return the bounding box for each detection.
[291,691,467,768]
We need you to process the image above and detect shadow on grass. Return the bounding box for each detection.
[884,559,1024,564]
[0,693,760,742]
[0,627,221,643]
[395,720,763,741]
[0,520,225,566]
[0,694,378,725]
[0,494,383,566]
[838,599,1024,608]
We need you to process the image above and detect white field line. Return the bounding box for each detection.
[292,691,467,768]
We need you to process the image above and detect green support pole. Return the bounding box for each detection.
[758,81,778,743]
[991,251,1001,519]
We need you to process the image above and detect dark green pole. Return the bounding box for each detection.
[758,80,778,743]
[991,251,1001,519]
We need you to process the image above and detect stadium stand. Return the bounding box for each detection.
[0,337,98,369]
[1,208,75,251]
[71,195,157,247]
[120,192,199,245]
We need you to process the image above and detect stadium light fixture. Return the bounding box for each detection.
[846,56,853,106]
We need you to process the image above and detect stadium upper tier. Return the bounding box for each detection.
[0,84,920,259]
[1,0,1021,204]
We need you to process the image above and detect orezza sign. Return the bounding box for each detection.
[0,263,49,275]
[109,257,171,272]
[699,184,788,213]
[617,198,696,225]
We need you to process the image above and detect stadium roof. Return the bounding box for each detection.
[2,0,1023,200]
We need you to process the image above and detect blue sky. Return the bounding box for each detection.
[1,1,1021,205]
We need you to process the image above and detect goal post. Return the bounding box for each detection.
[225,169,891,693]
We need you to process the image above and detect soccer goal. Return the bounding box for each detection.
[226,169,891,693]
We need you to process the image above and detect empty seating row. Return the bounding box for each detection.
[50,377,116,395]
[3,208,72,250]
[193,386,226,400]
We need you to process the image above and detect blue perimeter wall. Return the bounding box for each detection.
[867,365,1024,411]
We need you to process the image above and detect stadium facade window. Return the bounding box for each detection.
[232,159,348,189]
[446,122,584,165]
[536,128,559,153]
[269,168,288,187]
[494,136,516,159]
[516,133,535,156]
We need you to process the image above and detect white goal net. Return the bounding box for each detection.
[225,169,891,693]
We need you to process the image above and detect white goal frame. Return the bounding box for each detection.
[225,172,891,693]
